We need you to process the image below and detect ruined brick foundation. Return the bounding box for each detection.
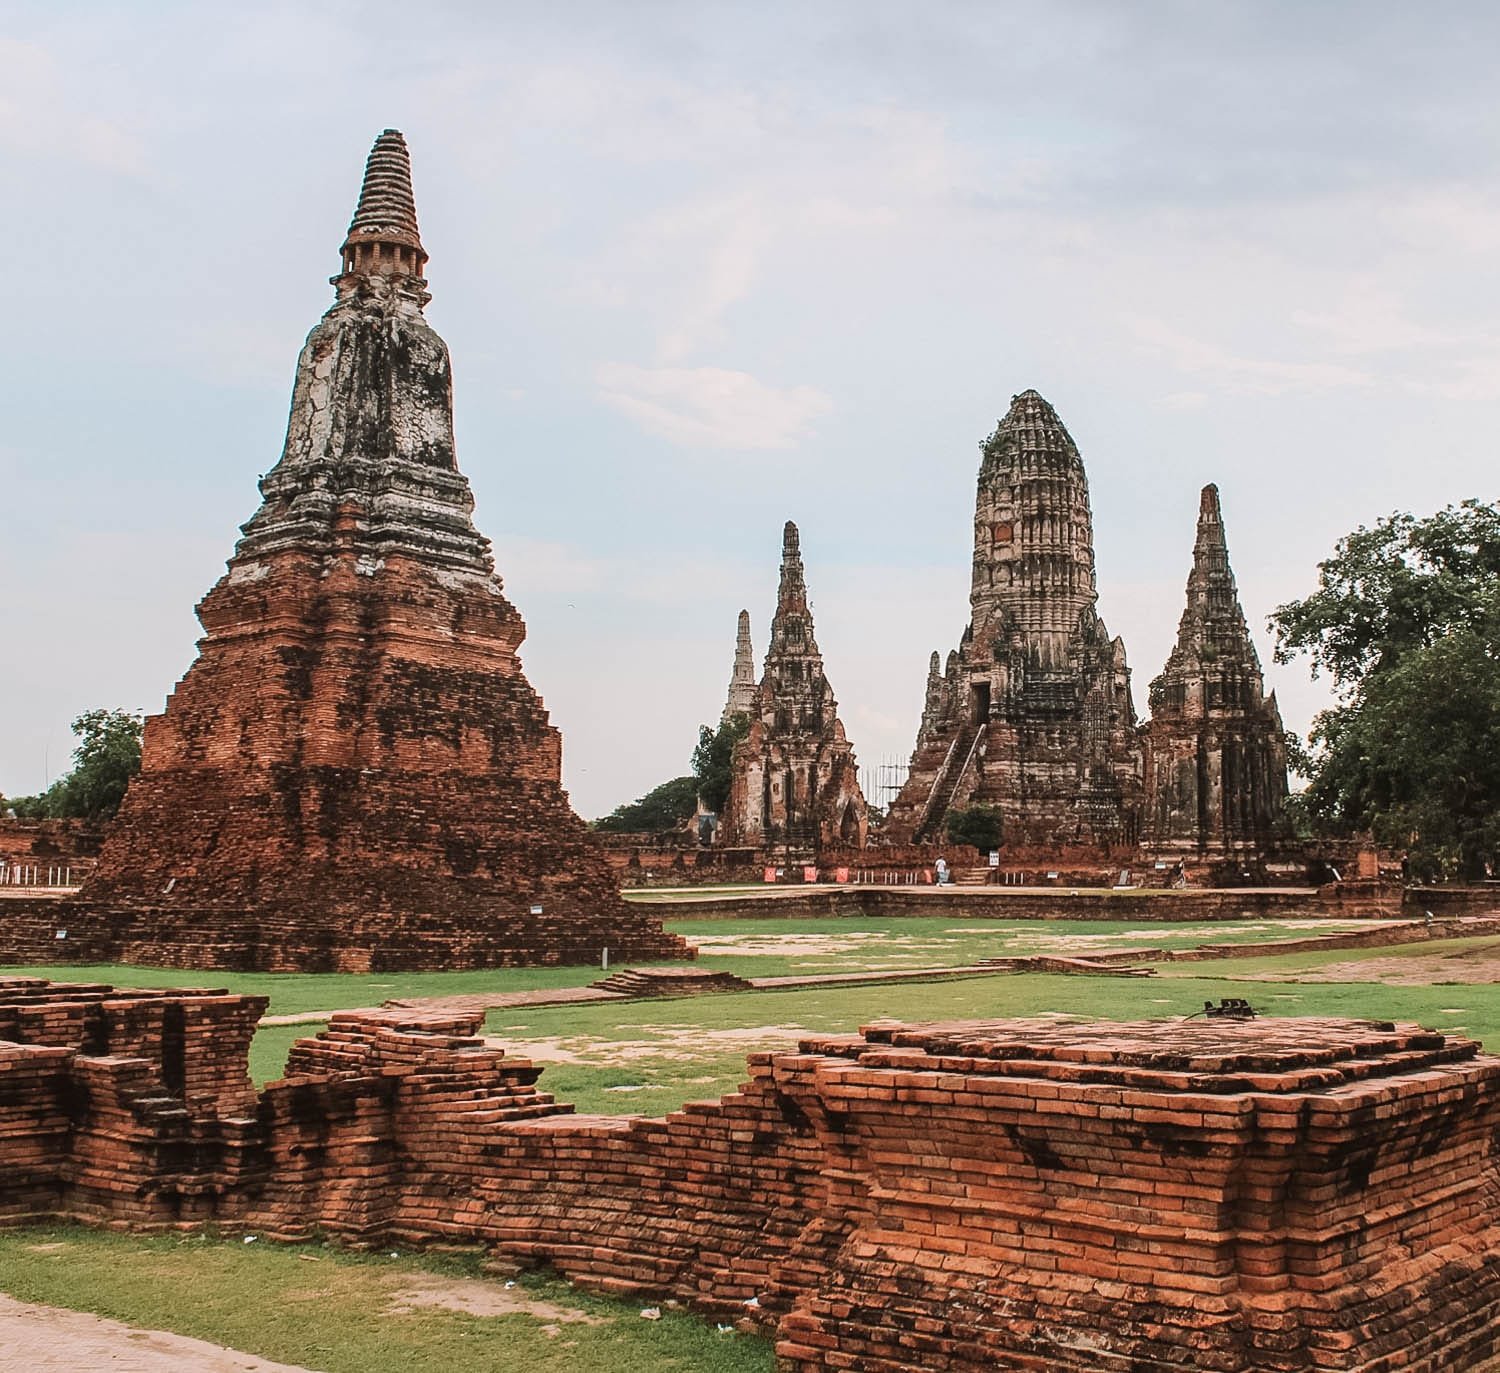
[2,977,1499,1370]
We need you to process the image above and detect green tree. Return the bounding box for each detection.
[13,710,145,822]
[1271,500,1500,879]
[692,714,750,814]
[593,776,700,834]
[6,794,52,819]
[944,804,1004,852]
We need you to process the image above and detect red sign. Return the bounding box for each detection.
[763,866,778,884]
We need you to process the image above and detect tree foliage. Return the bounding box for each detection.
[592,776,700,834]
[944,804,1004,853]
[4,710,144,822]
[1271,501,1500,878]
[692,713,750,815]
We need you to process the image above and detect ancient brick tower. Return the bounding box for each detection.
[722,523,868,856]
[884,391,1143,846]
[721,609,757,724]
[73,130,689,971]
[1143,485,1288,851]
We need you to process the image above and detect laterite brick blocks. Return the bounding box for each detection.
[1,980,1498,1370]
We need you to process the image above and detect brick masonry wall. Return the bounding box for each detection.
[0,820,103,864]
[1,980,1500,1369]
[627,886,1333,922]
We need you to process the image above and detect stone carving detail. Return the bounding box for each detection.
[70,130,687,971]
[885,391,1143,846]
[721,523,868,856]
[1143,484,1289,851]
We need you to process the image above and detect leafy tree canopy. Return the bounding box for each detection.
[944,804,1004,852]
[692,714,750,815]
[4,709,144,822]
[1271,501,1500,879]
[1272,500,1500,686]
[593,776,699,834]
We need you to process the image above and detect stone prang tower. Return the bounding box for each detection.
[722,523,868,856]
[721,609,758,724]
[884,391,1143,845]
[77,131,688,969]
[1142,485,1288,851]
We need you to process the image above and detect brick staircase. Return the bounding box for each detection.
[589,967,753,998]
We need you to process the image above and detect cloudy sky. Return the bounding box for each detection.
[3,2,1498,817]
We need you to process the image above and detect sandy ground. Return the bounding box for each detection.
[485,1022,811,1065]
[687,921,1380,961]
[0,1291,315,1372]
[386,1274,607,1326]
[1243,941,1500,986]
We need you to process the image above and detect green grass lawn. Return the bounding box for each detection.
[0,916,1374,1017]
[7,919,1492,1104]
[0,1226,770,1373]
[0,963,607,1017]
[472,966,1500,1115]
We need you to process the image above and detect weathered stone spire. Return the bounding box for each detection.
[235,129,489,572]
[917,650,947,736]
[722,609,758,724]
[763,521,822,686]
[1165,484,1261,676]
[1144,483,1287,850]
[339,129,427,279]
[720,523,868,853]
[774,520,810,623]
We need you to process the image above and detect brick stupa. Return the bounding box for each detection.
[63,130,691,971]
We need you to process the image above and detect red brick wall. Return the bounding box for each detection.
[2,981,1499,1370]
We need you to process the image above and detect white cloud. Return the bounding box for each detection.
[1127,316,1374,396]
[1290,282,1467,356]
[596,363,832,450]
[1156,390,1210,412]
[0,37,147,177]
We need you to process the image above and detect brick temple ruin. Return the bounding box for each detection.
[5,131,687,972]
[3,975,1499,1371]
[885,391,1289,857]
[719,523,869,856]
[1144,484,1289,849]
[884,391,1142,848]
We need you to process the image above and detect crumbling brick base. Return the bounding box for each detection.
[0,979,1497,1370]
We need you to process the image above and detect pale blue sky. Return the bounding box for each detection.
[3,2,1499,816]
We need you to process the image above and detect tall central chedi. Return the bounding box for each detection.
[884,391,1143,846]
[77,131,688,970]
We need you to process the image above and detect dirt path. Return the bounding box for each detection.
[0,1291,315,1371]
